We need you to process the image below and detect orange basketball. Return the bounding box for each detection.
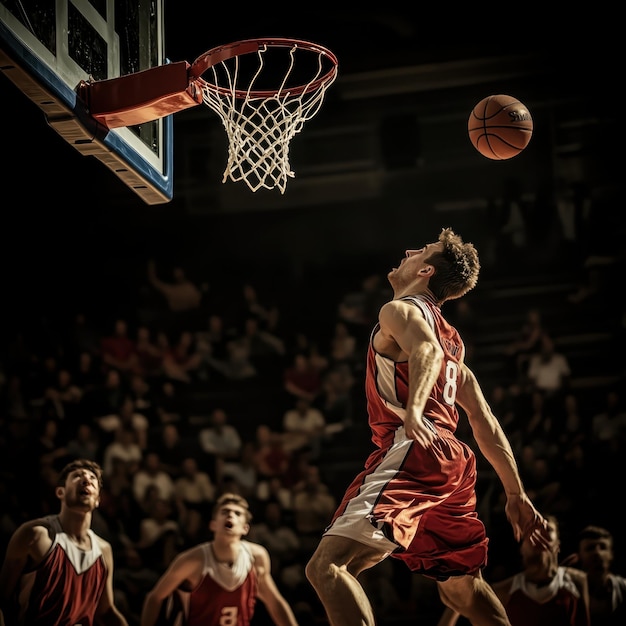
[468,94,533,160]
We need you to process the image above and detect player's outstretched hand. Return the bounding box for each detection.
[504,493,552,550]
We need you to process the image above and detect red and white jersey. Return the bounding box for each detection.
[325,295,489,579]
[178,540,258,626]
[505,567,589,626]
[366,294,464,450]
[14,515,107,626]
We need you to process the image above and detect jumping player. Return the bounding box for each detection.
[306,228,551,626]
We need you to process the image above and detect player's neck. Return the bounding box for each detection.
[211,539,241,566]
[58,510,93,546]
[394,287,440,307]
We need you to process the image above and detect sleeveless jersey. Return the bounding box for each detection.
[505,567,589,626]
[324,295,489,580]
[15,515,107,626]
[366,295,464,448]
[178,540,258,626]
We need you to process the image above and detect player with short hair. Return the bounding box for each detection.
[0,459,129,626]
[140,492,298,626]
[438,515,590,626]
[305,228,551,626]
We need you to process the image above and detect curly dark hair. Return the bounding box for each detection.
[425,227,480,302]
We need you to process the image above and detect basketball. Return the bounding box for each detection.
[468,94,533,160]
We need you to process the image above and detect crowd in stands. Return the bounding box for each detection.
[0,238,624,625]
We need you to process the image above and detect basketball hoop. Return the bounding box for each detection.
[189,38,339,193]
[78,38,338,194]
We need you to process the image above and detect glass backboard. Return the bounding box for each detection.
[0,0,173,204]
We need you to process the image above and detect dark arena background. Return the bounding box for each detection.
[1,6,624,625]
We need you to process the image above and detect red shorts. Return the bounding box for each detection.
[324,424,489,580]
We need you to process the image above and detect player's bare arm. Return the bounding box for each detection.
[0,520,52,604]
[95,538,129,626]
[456,363,550,549]
[566,567,590,620]
[141,548,203,626]
[376,300,442,445]
[251,544,298,626]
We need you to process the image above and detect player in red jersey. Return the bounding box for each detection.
[140,492,298,626]
[306,228,551,626]
[0,459,128,626]
[437,515,590,626]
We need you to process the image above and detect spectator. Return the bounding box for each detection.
[202,337,258,382]
[282,396,326,458]
[100,318,139,377]
[526,333,571,415]
[197,407,243,480]
[315,363,355,437]
[83,368,128,419]
[237,315,285,366]
[135,495,183,574]
[283,352,323,403]
[65,422,100,462]
[239,282,273,326]
[146,259,203,334]
[248,500,301,584]
[256,475,293,512]
[150,422,196,480]
[253,424,291,483]
[174,456,216,544]
[127,372,157,422]
[113,544,160,623]
[291,463,336,557]
[589,389,626,459]
[147,259,203,313]
[161,330,204,385]
[65,311,102,362]
[220,440,259,499]
[338,272,391,332]
[33,417,69,477]
[504,307,547,379]
[154,379,188,427]
[526,333,571,392]
[195,312,230,360]
[328,320,358,367]
[132,451,176,505]
[134,325,164,379]
[101,425,143,480]
[41,367,83,433]
[97,395,150,450]
[72,350,102,394]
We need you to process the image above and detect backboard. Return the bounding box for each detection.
[0,0,173,204]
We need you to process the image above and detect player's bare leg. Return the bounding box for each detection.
[306,536,386,626]
[438,572,511,626]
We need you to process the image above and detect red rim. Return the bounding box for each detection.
[189,38,339,98]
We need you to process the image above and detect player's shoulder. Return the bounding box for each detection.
[92,531,113,554]
[245,540,270,561]
[176,542,208,564]
[15,515,54,537]
[491,574,516,601]
[562,565,588,589]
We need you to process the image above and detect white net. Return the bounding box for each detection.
[195,40,338,193]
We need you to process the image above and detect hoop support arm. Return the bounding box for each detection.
[78,61,203,129]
